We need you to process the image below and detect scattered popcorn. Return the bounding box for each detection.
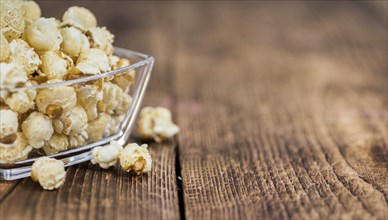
[75,48,110,74]
[9,39,41,75]
[38,51,72,80]
[75,82,103,121]
[61,6,97,32]
[88,27,114,55]
[53,105,88,135]
[0,33,11,62]
[0,1,25,41]
[43,134,69,155]
[24,17,62,52]
[0,132,32,163]
[138,107,180,142]
[35,86,77,116]
[91,141,123,169]
[31,157,66,190]
[119,143,152,174]
[85,113,110,142]
[5,82,36,114]
[22,111,54,148]
[0,109,18,144]
[60,26,89,58]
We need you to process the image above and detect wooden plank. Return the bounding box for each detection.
[174,2,387,219]
[1,2,179,220]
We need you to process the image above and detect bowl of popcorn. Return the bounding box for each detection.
[0,2,157,181]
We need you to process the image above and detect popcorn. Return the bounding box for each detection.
[16,0,41,27]
[61,6,97,32]
[75,48,110,74]
[53,105,88,135]
[35,86,77,117]
[88,27,114,55]
[85,113,110,142]
[43,134,69,155]
[38,51,72,80]
[0,33,11,62]
[91,141,123,169]
[138,107,180,142]
[22,111,54,148]
[111,58,135,91]
[60,26,89,58]
[0,1,25,41]
[103,114,124,137]
[0,109,18,144]
[76,82,103,121]
[68,130,88,148]
[5,82,36,114]
[119,143,152,174]
[0,62,28,98]
[24,17,62,52]
[0,132,32,163]
[9,39,41,75]
[98,82,128,114]
[31,157,66,190]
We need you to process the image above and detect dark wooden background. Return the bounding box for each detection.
[1,1,387,219]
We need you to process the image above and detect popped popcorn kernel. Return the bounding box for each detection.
[98,82,126,114]
[9,39,41,75]
[53,105,88,135]
[88,26,114,55]
[0,132,32,163]
[16,0,41,27]
[38,51,72,80]
[138,107,180,142]
[0,109,18,144]
[43,134,69,155]
[35,86,77,116]
[60,26,89,58]
[85,113,110,142]
[22,111,54,149]
[5,83,36,114]
[68,130,88,148]
[31,157,66,190]
[91,141,123,169]
[0,62,28,98]
[0,33,11,62]
[25,17,63,52]
[61,6,97,32]
[0,1,25,41]
[76,48,110,74]
[119,143,152,175]
[76,82,103,121]
[111,58,135,91]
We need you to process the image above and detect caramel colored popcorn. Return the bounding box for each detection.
[119,143,152,174]
[9,38,41,75]
[24,17,62,52]
[91,141,123,169]
[76,48,110,74]
[38,51,72,80]
[88,27,114,55]
[0,109,18,144]
[43,134,69,155]
[0,132,32,163]
[0,1,25,41]
[60,26,90,58]
[22,111,54,148]
[138,107,180,142]
[0,33,11,62]
[61,6,97,32]
[31,157,66,190]
[35,86,77,117]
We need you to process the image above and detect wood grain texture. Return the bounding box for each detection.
[173,2,387,219]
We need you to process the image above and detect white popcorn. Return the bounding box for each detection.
[91,141,123,169]
[9,39,41,75]
[53,105,88,135]
[76,82,103,121]
[22,111,54,148]
[111,58,135,91]
[88,27,114,55]
[75,48,110,74]
[0,1,25,41]
[60,26,89,58]
[31,157,66,190]
[0,33,11,62]
[103,114,124,137]
[43,134,69,155]
[138,107,180,142]
[0,62,28,99]
[97,82,123,114]
[61,6,97,32]
[5,82,36,114]
[0,109,18,144]
[119,143,152,174]
[16,0,41,27]
[0,132,32,163]
[38,51,72,80]
[68,130,88,148]
[86,113,110,142]
[24,17,63,52]
[35,86,77,117]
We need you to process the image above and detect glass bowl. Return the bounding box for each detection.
[0,48,154,180]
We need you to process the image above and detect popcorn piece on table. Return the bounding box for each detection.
[138,107,180,142]
[60,26,90,59]
[38,51,73,80]
[75,48,110,74]
[0,109,18,144]
[119,143,152,175]
[91,141,123,169]
[31,157,66,190]
[35,86,77,118]
[0,1,25,41]
[87,27,114,55]
[0,33,11,62]
[61,6,97,32]
[22,111,54,149]
[24,17,63,52]
[53,105,88,135]
[43,134,69,155]
[9,38,41,76]
[0,132,32,163]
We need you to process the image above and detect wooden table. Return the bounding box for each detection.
[1,1,387,219]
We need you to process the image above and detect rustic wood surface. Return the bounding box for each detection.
[1,1,387,220]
